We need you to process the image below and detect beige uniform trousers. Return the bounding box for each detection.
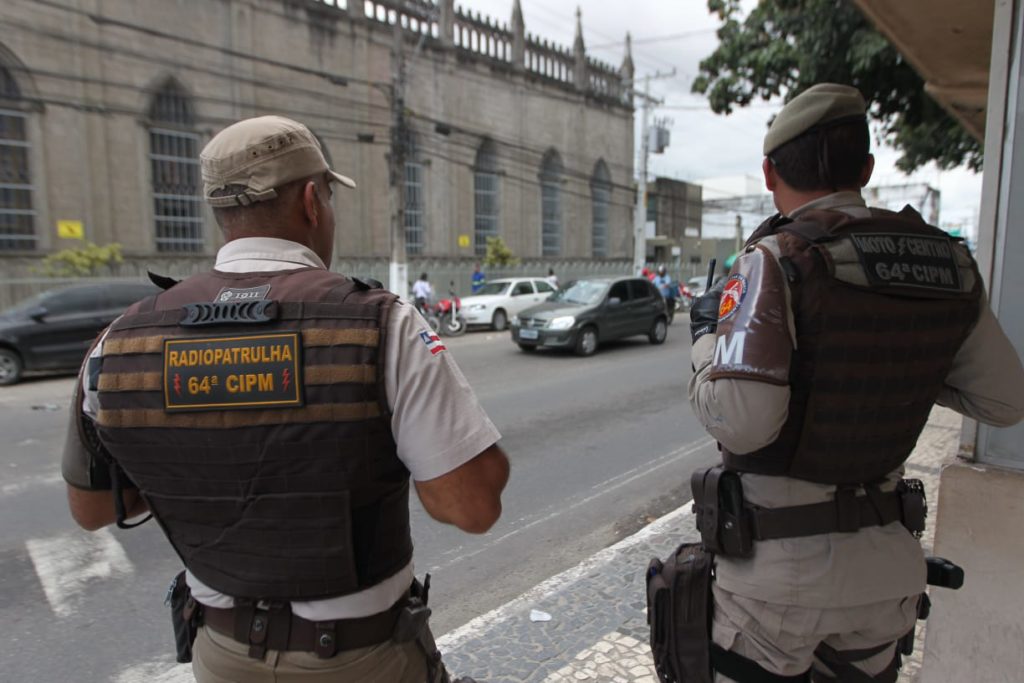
[711,584,920,681]
[192,625,429,683]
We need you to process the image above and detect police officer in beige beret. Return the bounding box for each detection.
[62,115,508,682]
[685,84,1024,681]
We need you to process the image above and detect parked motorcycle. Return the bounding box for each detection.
[420,282,466,337]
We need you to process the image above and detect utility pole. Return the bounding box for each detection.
[735,214,743,254]
[388,15,409,299]
[631,69,675,276]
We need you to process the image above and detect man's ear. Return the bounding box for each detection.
[859,154,875,188]
[762,157,777,192]
[302,180,319,227]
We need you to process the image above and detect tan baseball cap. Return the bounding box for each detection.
[201,115,356,208]
[763,83,867,156]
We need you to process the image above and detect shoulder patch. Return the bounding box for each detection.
[418,330,447,356]
[718,274,748,321]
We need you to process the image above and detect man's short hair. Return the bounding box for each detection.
[767,119,870,192]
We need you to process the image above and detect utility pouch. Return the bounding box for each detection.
[646,543,714,683]
[897,478,927,538]
[691,466,753,558]
[166,571,199,664]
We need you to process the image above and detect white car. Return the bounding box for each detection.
[461,277,558,331]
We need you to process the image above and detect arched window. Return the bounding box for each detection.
[473,138,499,256]
[0,64,35,251]
[591,160,611,259]
[539,149,562,257]
[404,129,425,256]
[148,80,202,252]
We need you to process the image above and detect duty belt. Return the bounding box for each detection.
[201,593,409,659]
[692,467,927,557]
[748,483,922,540]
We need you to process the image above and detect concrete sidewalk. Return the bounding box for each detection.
[439,407,963,683]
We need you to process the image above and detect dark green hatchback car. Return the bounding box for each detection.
[510,276,668,356]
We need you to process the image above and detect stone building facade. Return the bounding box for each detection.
[0,0,635,277]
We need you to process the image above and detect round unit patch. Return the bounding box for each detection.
[718,274,748,321]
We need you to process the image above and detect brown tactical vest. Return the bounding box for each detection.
[94,268,412,601]
[722,207,982,484]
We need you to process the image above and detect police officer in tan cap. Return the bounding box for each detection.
[61,115,508,682]
[681,84,1024,680]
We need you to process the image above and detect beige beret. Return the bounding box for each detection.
[763,83,867,155]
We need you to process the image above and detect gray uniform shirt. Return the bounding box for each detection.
[63,237,502,619]
[689,192,1024,607]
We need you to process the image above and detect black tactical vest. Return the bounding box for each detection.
[722,207,982,484]
[94,268,412,600]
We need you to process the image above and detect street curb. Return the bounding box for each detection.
[437,501,695,650]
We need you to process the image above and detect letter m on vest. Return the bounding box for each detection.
[714,332,746,367]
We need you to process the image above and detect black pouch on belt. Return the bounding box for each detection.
[690,466,753,558]
[646,543,714,683]
[166,570,199,664]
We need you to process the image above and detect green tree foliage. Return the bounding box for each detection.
[691,0,982,172]
[482,236,520,267]
[36,242,124,277]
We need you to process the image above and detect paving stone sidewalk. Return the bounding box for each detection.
[439,407,962,683]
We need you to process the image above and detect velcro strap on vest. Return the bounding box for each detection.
[111,301,381,331]
[747,486,905,541]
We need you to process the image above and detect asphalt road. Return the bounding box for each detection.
[0,323,718,682]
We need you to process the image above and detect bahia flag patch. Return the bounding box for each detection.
[419,330,447,355]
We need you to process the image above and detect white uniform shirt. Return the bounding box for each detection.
[84,238,501,619]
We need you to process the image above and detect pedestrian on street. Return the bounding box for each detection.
[685,84,1024,681]
[61,115,509,683]
[412,271,433,315]
[546,268,559,289]
[471,263,486,294]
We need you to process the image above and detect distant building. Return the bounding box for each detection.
[0,0,635,276]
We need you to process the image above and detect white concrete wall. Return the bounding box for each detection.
[921,463,1024,682]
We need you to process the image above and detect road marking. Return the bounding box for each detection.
[427,437,713,573]
[25,527,134,618]
[113,657,193,683]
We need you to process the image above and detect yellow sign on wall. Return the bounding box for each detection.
[457,234,471,248]
[57,220,85,240]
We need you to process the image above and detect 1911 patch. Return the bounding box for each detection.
[214,284,271,303]
[718,274,748,321]
[163,331,302,411]
[851,233,962,292]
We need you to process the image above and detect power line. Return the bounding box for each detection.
[589,29,717,50]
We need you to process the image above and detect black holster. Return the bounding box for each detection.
[393,575,451,683]
[691,466,753,558]
[646,543,715,683]
[167,571,200,664]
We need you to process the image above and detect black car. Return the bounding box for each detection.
[0,281,159,385]
[510,276,668,356]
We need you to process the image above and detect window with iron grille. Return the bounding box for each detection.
[474,139,499,256]
[591,160,611,258]
[540,149,562,257]
[404,160,424,255]
[149,83,203,253]
[0,67,35,251]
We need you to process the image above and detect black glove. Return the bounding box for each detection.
[690,278,726,344]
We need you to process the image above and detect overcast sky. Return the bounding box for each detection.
[463,0,983,238]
